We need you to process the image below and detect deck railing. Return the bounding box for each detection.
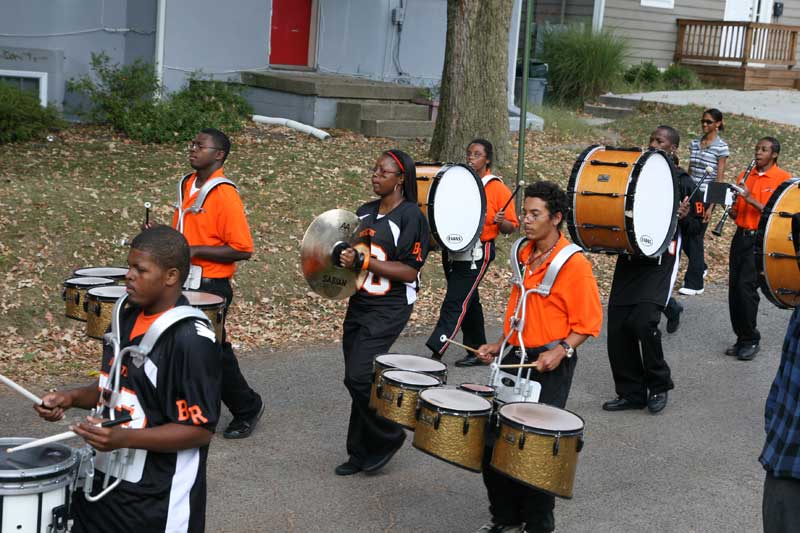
[675,19,800,68]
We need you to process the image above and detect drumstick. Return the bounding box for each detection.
[439,335,481,354]
[497,362,540,370]
[496,181,525,223]
[0,373,43,406]
[144,202,152,226]
[6,413,134,454]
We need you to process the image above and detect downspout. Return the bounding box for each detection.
[592,0,606,32]
[154,0,167,96]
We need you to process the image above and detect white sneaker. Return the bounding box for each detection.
[703,268,708,279]
[678,287,704,296]
[475,523,524,533]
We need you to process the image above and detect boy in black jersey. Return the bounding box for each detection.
[36,226,221,533]
[602,126,692,415]
[334,149,429,476]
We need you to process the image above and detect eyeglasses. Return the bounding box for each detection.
[187,142,222,151]
[700,119,714,125]
[371,166,401,176]
[522,212,549,222]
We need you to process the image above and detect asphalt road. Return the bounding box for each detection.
[1,283,791,532]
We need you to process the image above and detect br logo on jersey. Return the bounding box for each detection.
[194,321,216,343]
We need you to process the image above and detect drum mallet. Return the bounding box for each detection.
[144,202,152,226]
[0,373,43,406]
[495,181,525,224]
[6,413,134,454]
[685,166,715,204]
[439,335,481,355]
[496,362,540,370]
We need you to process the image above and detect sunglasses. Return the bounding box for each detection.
[701,119,715,125]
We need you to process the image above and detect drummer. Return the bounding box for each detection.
[334,149,430,476]
[476,181,602,533]
[427,139,519,366]
[602,126,692,415]
[34,226,222,532]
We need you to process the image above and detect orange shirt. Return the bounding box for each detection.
[733,164,791,230]
[503,234,602,348]
[171,167,254,279]
[480,176,519,242]
[129,309,169,341]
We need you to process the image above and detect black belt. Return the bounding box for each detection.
[201,277,231,284]
[737,228,757,237]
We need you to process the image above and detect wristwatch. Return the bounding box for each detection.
[558,340,575,358]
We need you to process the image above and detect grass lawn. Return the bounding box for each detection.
[0,102,797,385]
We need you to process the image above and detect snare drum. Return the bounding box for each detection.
[85,286,128,339]
[490,402,585,498]
[369,354,448,410]
[568,146,678,257]
[376,370,441,429]
[412,387,493,472]
[183,291,226,342]
[416,163,487,253]
[63,277,115,321]
[459,383,496,400]
[73,266,128,282]
[756,177,800,309]
[0,438,78,533]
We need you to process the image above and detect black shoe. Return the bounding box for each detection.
[362,433,406,473]
[724,344,740,357]
[602,397,646,411]
[223,402,265,439]
[647,391,668,414]
[666,303,683,334]
[455,354,483,367]
[737,343,760,361]
[334,460,362,476]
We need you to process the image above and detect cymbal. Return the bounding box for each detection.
[301,209,369,299]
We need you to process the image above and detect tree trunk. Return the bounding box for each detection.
[429,0,514,166]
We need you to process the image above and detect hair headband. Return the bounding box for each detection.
[385,151,405,173]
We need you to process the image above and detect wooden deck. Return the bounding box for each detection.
[682,62,800,90]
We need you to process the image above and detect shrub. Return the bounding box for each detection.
[68,53,252,143]
[662,64,702,90]
[624,61,662,88]
[541,25,627,104]
[0,83,65,144]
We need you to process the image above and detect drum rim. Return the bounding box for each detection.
[73,266,129,278]
[427,163,487,253]
[373,353,448,373]
[0,438,79,481]
[63,276,116,288]
[497,401,585,435]
[459,382,495,393]
[182,290,225,307]
[418,386,493,414]
[756,177,800,309]
[86,285,129,299]
[381,369,442,387]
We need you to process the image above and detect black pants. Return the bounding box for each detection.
[426,241,494,356]
[663,297,682,322]
[482,348,577,533]
[763,471,800,533]
[728,229,761,346]
[198,278,262,420]
[607,302,674,403]
[342,299,410,467]
[681,218,708,290]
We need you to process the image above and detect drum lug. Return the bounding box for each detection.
[396,391,404,408]
[83,299,89,312]
[61,288,67,301]
[434,412,441,430]
[576,436,584,453]
[376,384,383,400]
[415,402,421,421]
[553,434,561,456]
[518,432,525,450]
[462,418,470,435]
[50,503,69,533]
[94,303,101,317]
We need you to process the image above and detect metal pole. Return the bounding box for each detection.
[515,0,534,216]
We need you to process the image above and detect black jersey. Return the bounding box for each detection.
[72,295,222,533]
[350,199,429,306]
[609,163,694,307]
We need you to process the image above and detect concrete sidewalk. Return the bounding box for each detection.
[1,283,792,532]
[611,89,800,127]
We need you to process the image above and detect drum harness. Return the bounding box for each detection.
[174,173,237,233]
[71,293,211,503]
[489,237,582,404]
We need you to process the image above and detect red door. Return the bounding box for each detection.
[269,0,312,66]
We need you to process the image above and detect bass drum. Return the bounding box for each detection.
[416,163,487,253]
[567,145,678,258]
[756,177,800,309]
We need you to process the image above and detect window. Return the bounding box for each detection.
[0,69,48,106]
[641,0,675,8]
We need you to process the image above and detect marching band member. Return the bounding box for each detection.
[427,139,519,366]
[334,149,429,476]
[726,137,791,361]
[35,227,222,533]
[147,128,263,439]
[602,126,692,414]
[475,181,602,533]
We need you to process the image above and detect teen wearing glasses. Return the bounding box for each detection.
[334,149,430,476]
[681,108,729,296]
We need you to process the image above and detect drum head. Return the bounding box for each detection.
[64,277,114,288]
[459,383,494,393]
[0,439,76,480]
[429,164,487,253]
[383,370,441,387]
[374,354,447,373]
[87,286,128,299]
[630,151,677,257]
[74,267,128,278]
[420,387,492,412]
[498,402,584,432]
[183,291,225,307]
